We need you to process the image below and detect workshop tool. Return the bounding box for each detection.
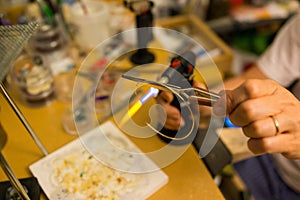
[0,124,30,200]
[0,22,48,155]
[124,0,155,64]
[0,22,47,199]
[121,74,220,106]
[122,51,220,144]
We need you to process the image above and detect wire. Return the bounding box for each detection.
[146,84,196,141]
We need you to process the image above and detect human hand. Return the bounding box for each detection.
[155,90,182,131]
[213,79,300,159]
[155,81,212,130]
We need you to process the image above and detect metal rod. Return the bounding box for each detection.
[0,83,48,156]
[0,152,30,200]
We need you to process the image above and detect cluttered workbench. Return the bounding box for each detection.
[0,82,225,200]
[0,0,235,198]
[0,26,229,200]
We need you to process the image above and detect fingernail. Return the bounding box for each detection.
[213,103,226,116]
[212,94,226,116]
[213,107,225,116]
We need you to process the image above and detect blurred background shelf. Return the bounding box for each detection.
[156,14,234,81]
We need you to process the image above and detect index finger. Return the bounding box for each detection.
[225,79,278,115]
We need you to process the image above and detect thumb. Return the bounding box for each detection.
[212,90,227,116]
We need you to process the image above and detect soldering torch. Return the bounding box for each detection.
[121,51,200,145]
[155,51,199,144]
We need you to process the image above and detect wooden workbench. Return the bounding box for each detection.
[0,18,230,198]
[0,83,224,200]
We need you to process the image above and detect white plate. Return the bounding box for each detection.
[29,121,168,200]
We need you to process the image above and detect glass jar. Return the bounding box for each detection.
[10,54,55,106]
[29,22,75,76]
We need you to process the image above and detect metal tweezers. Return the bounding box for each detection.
[122,74,220,106]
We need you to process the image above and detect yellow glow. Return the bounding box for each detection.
[119,101,142,127]
[129,101,142,116]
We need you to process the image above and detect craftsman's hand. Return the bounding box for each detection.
[155,90,182,130]
[213,79,300,159]
[155,82,211,130]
